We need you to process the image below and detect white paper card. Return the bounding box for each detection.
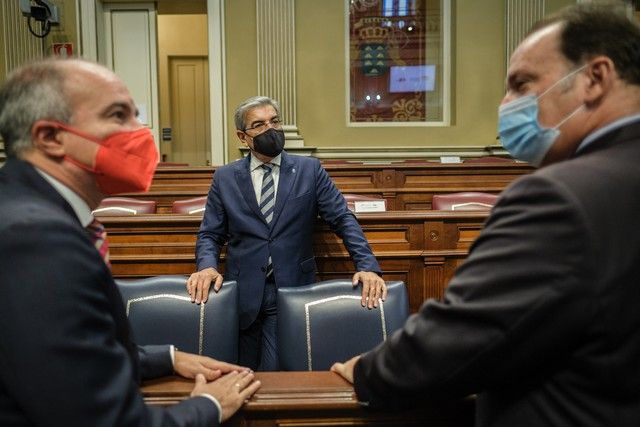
[354,200,387,213]
[440,156,462,163]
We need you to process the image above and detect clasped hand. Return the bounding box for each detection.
[176,351,261,422]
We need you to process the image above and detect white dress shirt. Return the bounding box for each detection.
[249,153,281,204]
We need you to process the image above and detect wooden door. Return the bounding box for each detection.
[169,56,211,166]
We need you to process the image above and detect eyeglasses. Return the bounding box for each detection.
[244,118,282,134]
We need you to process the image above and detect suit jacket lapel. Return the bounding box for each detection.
[235,155,268,225]
[271,152,296,230]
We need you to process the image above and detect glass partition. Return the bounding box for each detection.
[347,0,450,126]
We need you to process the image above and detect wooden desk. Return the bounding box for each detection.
[102,210,490,312]
[132,162,531,212]
[142,372,474,426]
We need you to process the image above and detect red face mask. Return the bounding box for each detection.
[57,123,159,195]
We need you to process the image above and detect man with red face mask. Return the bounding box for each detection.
[0,58,260,425]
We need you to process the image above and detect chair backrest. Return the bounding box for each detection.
[342,193,386,212]
[115,275,239,363]
[277,280,409,371]
[432,192,499,211]
[92,197,157,216]
[172,196,208,215]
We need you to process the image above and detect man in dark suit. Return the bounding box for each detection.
[333,5,640,426]
[187,96,386,371]
[0,58,260,425]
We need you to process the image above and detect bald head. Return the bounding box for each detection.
[0,58,116,158]
[57,59,121,101]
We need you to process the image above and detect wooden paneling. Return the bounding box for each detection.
[142,372,475,426]
[131,162,532,212]
[102,211,489,313]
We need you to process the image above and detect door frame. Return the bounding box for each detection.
[78,0,228,165]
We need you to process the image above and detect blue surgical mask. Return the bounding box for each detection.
[498,66,586,166]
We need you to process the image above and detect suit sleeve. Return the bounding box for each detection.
[353,175,597,407]
[196,173,229,271]
[314,161,381,273]
[138,345,173,380]
[0,218,219,426]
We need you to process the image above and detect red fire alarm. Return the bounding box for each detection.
[52,43,73,57]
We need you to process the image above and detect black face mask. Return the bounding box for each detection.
[251,128,285,157]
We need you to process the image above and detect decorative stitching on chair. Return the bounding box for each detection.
[198,298,205,355]
[92,206,138,215]
[451,202,493,210]
[126,294,206,355]
[304,295,386,371]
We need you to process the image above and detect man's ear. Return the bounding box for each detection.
[582,56,615,105]
[237,130,248,144]
[31,120,65,159]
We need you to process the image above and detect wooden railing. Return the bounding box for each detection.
[122,162,532,213]
[102,210,489,313]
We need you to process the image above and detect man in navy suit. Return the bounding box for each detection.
[0,58,260,425]
[188,96,386,371]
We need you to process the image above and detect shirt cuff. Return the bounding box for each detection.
[170,345,176,368]
[197,393,223,423]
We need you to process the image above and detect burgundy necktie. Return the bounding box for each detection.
[87,218,111,269]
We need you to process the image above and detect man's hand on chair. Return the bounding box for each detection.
[187,267,223,304]
[352,271,387,309]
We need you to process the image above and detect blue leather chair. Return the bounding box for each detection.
[115,275,238,363]
[277,280,409,371]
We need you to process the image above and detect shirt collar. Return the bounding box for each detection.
[576,113,640,153]
[35,168,94,227]
[250,153,282,172]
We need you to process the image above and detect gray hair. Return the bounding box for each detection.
[0,58,72,158]
[233,96,281,131]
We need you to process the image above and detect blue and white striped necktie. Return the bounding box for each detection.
[260,163,275,277]
[259,163,275,224]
